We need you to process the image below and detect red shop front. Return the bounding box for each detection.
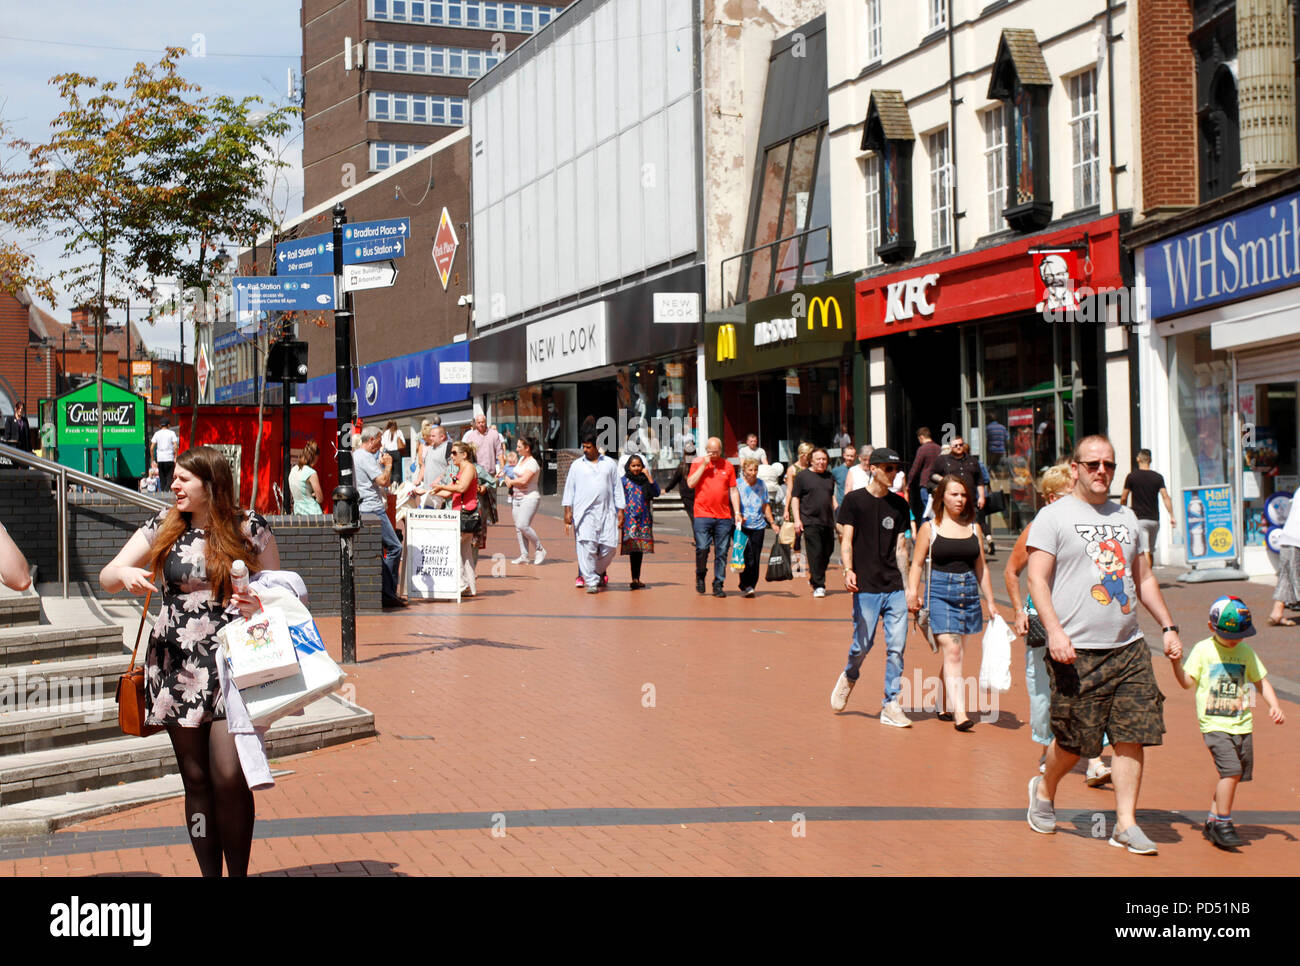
[853,214,1132,534]
[175,405,338,515]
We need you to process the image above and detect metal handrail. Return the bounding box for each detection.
[0,442,167,598]
[718,223,833,307]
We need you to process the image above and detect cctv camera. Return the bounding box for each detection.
[457,294,473,306]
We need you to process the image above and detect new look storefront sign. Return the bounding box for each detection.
[1145,189,1300,319]
[525,302,609,382]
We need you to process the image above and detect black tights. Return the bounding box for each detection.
[628,551,643,581]
[167,721,255,877]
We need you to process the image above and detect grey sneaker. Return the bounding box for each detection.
[1110,824,1158,855]
[880,700,912,728]
[1027,776,1056,834]
[830,672,855,712]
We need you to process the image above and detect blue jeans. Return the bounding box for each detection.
[1025,643,1053,746]
[693,516,734,588]
[370,511,402,600]
[844,590,909,706]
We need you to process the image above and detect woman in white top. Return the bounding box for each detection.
[381,420,407,484]
[288,440,325,514]
[502,436,546,565]
[1268,497,1300,626]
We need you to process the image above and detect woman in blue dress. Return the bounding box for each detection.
[620,455,659,589]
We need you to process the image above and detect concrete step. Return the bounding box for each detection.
[0,654,131,710]
[0,623,125,667]
[0,570,41,628]
[0,697,126,757]
[0,769,294,836]
[0,692,375,808]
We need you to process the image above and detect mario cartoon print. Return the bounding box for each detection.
[1087,537,1133,614]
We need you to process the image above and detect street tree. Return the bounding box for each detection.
[0,49,195,476]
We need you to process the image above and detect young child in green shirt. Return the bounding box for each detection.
[1169,595,1285,850]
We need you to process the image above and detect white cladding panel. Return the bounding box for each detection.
[471,0,698,323]
[616,0,641,132]
[573,17,596,155]
[667,97,696,258]
[641,109,669,267]
[517,59,537,186]
[502,80,520,203]
[618,127,644,276]
[503,191,521,319]
[553,41,574,163]
[519,180,539,312]
[594,4,618,144]
[575,151,598,292]
[596,137,620,284]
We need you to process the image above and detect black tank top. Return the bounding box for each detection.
[931,526,979,574]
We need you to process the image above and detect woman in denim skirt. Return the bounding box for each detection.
[908,475,997,731]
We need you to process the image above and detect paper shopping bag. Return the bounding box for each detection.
[235,584,347,727]
[219,607,300,689]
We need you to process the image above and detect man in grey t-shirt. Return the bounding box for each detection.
[1025,435,1183,855]
[354,425,403,606]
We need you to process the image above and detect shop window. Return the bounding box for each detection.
[863,153,881,266]
[1199,67,1239,202]
[928,128,952,251]
[1191,1,1239,203]
[980,319,1055,399]
[861,90,916,263]
[863,0,882,63]
[1068,69,1100,210]
[929,0,947,33]
[987,28,1053,232]
[739,126,830,302]
[983,105,1007,233]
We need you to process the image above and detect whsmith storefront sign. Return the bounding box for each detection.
[1144,187,1300,319]
[705,280,855,379]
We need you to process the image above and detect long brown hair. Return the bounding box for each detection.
[932,474,975,525]
[147,446,260,601]
[297,440,318,468]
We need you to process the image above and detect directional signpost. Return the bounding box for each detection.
[275,232,335,276]
[342,217,410,265]
[341,260,398,293]
[233,277,336,326]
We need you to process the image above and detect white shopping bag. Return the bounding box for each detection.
[219,607,300,689]
[979,614,1014,693]
[234,583,347,727]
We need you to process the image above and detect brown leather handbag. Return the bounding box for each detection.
[116,588,162,737]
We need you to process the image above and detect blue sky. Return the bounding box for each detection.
[0,2,305,359]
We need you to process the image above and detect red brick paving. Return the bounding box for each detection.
[5,508,1298,876]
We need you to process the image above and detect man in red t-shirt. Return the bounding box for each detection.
[687,436,742,597]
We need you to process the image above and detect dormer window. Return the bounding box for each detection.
[988,28,1053,232]
[862,90,916,263]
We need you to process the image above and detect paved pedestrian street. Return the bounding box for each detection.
[2,508,1297,878]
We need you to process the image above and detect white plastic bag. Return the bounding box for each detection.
[979,614,1014,693]
[236,579,347,727]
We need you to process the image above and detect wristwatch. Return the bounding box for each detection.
[1161,625,1179,634]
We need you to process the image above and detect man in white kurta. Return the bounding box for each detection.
[563,436,626,593]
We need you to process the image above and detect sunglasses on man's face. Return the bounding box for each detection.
[876,463,898,473]
[1077,459,1117,474]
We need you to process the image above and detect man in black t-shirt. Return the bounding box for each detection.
[791,448,837,597]
[929,435,985,511]
[829,447,914,728]
[1121,449,1175,562]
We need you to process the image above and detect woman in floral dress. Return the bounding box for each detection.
[620,455,659,589]
[101,446,279,877]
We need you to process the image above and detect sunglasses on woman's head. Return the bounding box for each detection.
[1077,459,1117,473]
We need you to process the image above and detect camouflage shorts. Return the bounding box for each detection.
[1045,638,1166,759]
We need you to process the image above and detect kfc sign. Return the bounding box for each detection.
[882,273,940,324]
